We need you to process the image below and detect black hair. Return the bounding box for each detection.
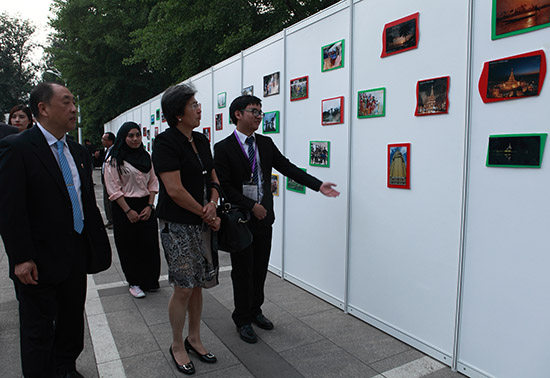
[8,105,33,129]
[229,95,262,125]
[161,84,197,127]
[104,132,115,142]
[29,82,58,118]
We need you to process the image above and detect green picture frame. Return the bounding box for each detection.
[286,168,307,194]
[492,0,550,40]
[358,88,386,118]
[309,141,330,167]
[486,133,547,168]
[262,111,279,134]
[321,39,345,72]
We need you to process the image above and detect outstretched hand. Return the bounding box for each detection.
[319,182,340,197]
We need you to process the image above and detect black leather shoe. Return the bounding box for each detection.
[237,324,257,343]
[185,337,217,363]
[252,314,274,330]
[169,345,195,375]
[58,371,84,378]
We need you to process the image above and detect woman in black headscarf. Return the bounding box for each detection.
[104,121,161,298]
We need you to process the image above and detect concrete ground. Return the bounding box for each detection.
[0,169,465,378]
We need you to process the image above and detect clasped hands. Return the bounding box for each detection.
[201,201,221,231]
[125,206,152,223]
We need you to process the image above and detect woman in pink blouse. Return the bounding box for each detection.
[104,121,161,298]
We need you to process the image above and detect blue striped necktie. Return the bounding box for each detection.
[246,136,258,184]
[56,141,84,234]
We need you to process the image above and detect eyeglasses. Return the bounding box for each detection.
[190,102,201,110]
[241,109,263,118]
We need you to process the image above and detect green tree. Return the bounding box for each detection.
[47,0,172,142]
[0,13,37,115]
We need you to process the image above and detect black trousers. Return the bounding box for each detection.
[16,233,87,378]
[230,219,273,327]
[112,196,160,290]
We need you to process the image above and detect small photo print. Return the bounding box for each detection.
[487,133,547,167]
[415,76,449,116]
[381,13,419,58]
[142,127,147,137]
[150,114,155,125]
[242,86,254,96]
[322,40,344,72]
[487,53,543,101]
[290,76,309,101]
[217,92,226,108]
[358,88,386,118]
[388,143,410,189]
[322,96,344,125]
[156,109,161,120]
[263,72,280,97]
[215,113,223,131]
[262,111,279,134]
[161,112,166,123]
[310,141,330,167]
[203,127,211,142]
[286,169,307,194]
[154,127,159,137]
[271,174,279,196]
[493,0,550,39]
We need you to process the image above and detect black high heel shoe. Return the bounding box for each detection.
[169,345,195,375]
[184,337,217,363]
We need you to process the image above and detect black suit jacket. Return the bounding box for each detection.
[214,132,322,226]
[0,127,111,284]
[0,122,18,140]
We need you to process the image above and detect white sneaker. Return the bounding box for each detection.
[129,285,146,298]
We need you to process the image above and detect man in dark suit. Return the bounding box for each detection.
[0,82,111,378]
[0,121,18,139]
[99,131,115,228]
[214,95,339,343]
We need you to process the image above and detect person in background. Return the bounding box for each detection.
[104,122,161,298]
[0,82,111,378]
[100,132,116,228]
[0,122,18,139]
[8,104,33,132]
[214,95,340,344]
[152,84,220,375]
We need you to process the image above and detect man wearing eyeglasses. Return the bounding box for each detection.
[214,95,339,344]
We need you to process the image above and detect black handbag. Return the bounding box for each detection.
[210,183,253,253]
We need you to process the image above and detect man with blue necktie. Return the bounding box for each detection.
[0,82,111,378]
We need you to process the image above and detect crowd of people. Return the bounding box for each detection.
[0,82,340,377]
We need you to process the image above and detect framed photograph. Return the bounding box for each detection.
[322,96,344,125]
[262,111,279,134]
[142,127,147,137]
[322,39,344,72]
[310,141,330,167]
[271,174,279,196]
[154,127,159,137]
[147,142,150,152]
[492,0,550,40]
[487,133,547,168]
[358,88,386,118]
[150,114,155,125]
[381,13,419,58]
[290,76,309,101]
[215,113,223,131]
[161,112,166,123]
[203,127,211,142]
[415,76,450,116]
[388,143,411,189]
[156,108,160,120]
[263,72,280,97]
[217,92,226,108]
[286,168,307,194]
[479,50,546,103]
[242,85,254,96]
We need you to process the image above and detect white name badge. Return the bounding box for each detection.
[243,184,259,201]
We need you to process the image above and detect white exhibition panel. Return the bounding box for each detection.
[347,0,468,361]
[212,56,242,144]
[457,2,550,378]
[242,35,285,275]
[187,72,213,145]
[282,5,350,307]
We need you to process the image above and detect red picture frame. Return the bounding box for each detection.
[381,12,419,58]
[215,113,223,131]
[203,127,211,142]
[388,143,411,189]
[154,127,159,137]
[478,50,546,104]
[321,96,344,125]
[415,76,450,116]
[290,76,309,101]
[142,127,147,137]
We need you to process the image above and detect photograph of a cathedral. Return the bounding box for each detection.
[487,54,541,99]
[416,77,449,116]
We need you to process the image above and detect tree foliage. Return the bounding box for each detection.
[0,13,37,115]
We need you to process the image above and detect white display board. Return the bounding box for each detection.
[187,70,214,145]
[457,1,550,377]
[212,56,242,145]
